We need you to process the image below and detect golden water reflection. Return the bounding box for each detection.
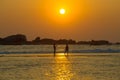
[54,53,73,80]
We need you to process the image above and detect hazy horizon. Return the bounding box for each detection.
[0,0,120,42]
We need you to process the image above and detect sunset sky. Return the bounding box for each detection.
[0,0,120,42]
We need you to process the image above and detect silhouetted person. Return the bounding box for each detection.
[53,43,56,56]
[64,44,69,56]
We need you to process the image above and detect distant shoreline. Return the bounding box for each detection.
[0,34,120,45]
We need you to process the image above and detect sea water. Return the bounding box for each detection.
[0,45,120,80]
[0,45,120,54]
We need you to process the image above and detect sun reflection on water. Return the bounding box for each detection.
[54,53,73,80]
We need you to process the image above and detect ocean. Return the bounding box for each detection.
[0,45,120,54]
[0,45,120,80]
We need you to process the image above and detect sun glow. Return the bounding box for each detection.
[60,8,65,14]
[41,0,88,25]
[55,53,66,59]
[57,53,65,56]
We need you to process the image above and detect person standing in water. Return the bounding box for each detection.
[64,43,69,56]
[53,43,56,56]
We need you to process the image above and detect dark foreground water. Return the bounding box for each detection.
[0,53,120,80]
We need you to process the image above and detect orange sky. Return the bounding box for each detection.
[0,0,120,42]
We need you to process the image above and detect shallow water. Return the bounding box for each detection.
[0,53,120,80]
[0,45,120,54]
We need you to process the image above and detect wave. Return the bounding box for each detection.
[71,49,120,53]
[0,49,120,54]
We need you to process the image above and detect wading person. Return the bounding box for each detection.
[53,43,56,56]
[64,43,69,56]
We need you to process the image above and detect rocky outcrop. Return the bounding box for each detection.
[2,34,27,45]
[0,34,118,45]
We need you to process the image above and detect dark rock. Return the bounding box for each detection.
[3,34,27,45]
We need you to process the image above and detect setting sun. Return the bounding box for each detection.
[60,9,65,14]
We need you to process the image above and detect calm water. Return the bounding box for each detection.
[0,54,120,80]
[0,45,120,80]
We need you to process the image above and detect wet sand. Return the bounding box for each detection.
[0,53,120,80]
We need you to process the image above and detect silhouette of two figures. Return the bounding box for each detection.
[53,44,69,56]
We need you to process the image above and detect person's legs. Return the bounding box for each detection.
[67,51,68,56]
[64,50,66,55]
[54,50,56,56]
